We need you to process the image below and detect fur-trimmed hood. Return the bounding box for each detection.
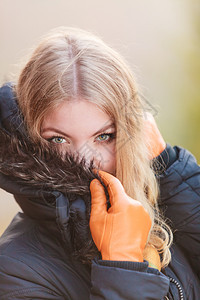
[0,82,109,264]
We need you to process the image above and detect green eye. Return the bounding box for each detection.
[97,134,109,141]
[50,136,66,144]
[96,133,116,143]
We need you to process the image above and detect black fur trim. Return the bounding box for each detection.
[0,128,110,264]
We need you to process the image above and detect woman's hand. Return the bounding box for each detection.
[89,170,152,262]
[143,112,166,159]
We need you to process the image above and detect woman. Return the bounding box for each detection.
[0,27,199,299]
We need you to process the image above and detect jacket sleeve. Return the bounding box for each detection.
[90,259,170,300]
[157,145,200,276]
[0,255,170,300]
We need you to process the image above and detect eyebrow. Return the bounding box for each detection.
[41,122,115,138]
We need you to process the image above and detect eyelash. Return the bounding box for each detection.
[47,132,116,145]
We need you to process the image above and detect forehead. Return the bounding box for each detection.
[41,100,115,137]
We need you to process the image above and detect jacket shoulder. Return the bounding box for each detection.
[0,212,36,253]
[158,146,200,276]
[0,254,65,299]
[0,214,62,299]
[0,212,92,299]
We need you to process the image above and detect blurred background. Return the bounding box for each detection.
[0,0,199,235]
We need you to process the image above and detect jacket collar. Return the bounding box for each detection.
[0,82,104,263]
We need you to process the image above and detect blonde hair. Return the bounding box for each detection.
[16,26,172,268]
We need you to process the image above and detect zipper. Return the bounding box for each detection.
[164,276,184,300]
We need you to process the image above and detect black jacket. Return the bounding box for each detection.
[0,83,200,299]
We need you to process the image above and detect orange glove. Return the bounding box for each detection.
[143,112,166,159]
[89,170,152,262]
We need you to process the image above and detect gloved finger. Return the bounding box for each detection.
[90,179,107,216]
[96,170,126,207]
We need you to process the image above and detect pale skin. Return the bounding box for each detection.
[40,99,116,175]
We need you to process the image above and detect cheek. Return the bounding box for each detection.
[93,144,116,175]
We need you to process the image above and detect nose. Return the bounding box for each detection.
[75,144,103,169]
